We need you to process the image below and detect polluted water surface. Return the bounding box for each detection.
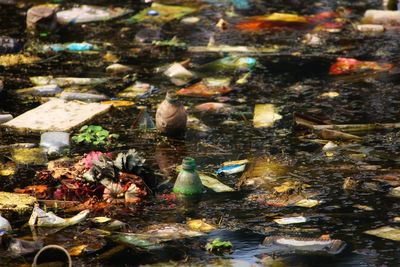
[2,0,400,266]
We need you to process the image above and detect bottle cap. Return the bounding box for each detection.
[165,91,179,103]
[182,157,196,170]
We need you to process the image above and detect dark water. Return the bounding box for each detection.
[1,0,400,266]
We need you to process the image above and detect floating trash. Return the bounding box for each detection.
[274,216,307,225]
[216,164,246,175]
[253,104,282,128]
[262,236,347,255]
[56,5,132,25]
[29,206,89,228]
[364,226,400,241]
[128,3,195,24]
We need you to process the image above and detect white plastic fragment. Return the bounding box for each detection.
[357,24,385,33]
[0,214,12,232]
[294,199,320,208]
[0,114,13,124]
[106,63,133,75]
[40,132,70,156]
[362,10,400,25]
[16,84,62,96]
[29,206,89,227]
[56,5,132,25]
[3,99,111,132]
[274,216,307,225]
[60,91,109,101]
[322,141,338,151]
[30,76,109,87]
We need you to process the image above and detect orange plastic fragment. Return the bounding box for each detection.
[176,81,232,97]
[329,58,393,75]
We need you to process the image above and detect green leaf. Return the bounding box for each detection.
[80,125,89,132]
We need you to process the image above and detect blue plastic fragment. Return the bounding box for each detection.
[66,42,94,52]
[146,10,159,16]
[48,44,64,52]
[231,0,250,10]
[216,164,245,175]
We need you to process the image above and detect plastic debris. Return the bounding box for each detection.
[0,214,12,232]
[356,24,385,32]
[388,186,400,198]
[106,63,133,75]
[0,114,13,124]
[194,102,232,113]
[329,58,393,75]
[274,216,307,225]
[56,5,132,25]
[16,84,62,96]
[181,16,200,24]
[6,237,43,257]
[111,223,204,250]
[362,10,400,25]
[128,3,195,24]
[187,116,211,132]
[364,226,400,241]
[173,157,204,195]
[177,78,232,97]
[101,100,134,108]
[30,76,109,87]
[26,4,58,30]
[43,42,96,52]
[117,82,156,99]
[216,164,246,175]
[231,0,250,10]
[60,91,109,102]
[29,206,89,227]
[163,63,194,86]
[262,236,347,255]
[199,173,235,192]
[294,199,320,208]
[199,56,256,73]
[0,36,21,54]
[186,219,216,232]
[253,104,282,128]
[3,99,112,132]
[133,106,155,130]
[40,132,70,157]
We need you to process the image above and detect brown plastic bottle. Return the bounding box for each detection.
[156,91,187,137]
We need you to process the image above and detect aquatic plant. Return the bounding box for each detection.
[205,238,233,254]
[72,125,119,147]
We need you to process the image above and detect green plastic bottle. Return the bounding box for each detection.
[173,157,204,195]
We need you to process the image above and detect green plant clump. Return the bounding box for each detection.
[205,238,233,254]
[72,125,119,146]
